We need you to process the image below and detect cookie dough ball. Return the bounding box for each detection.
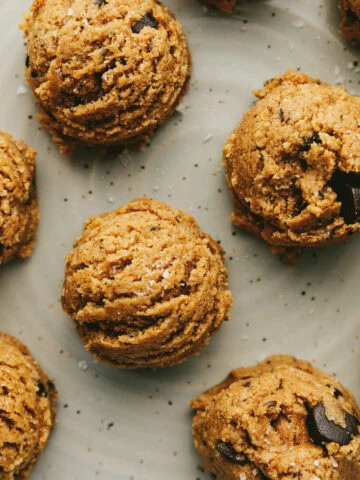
[223,70,360,263]
[200,0,236,13]
[339,0,360,42]
[0,131,38,266]
[61,198,232,368]
[21,0,192,154]
[0,333,57,479]
[191,355,360,480]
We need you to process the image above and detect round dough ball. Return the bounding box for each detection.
[339,0,360,41]
[223,70,360,263]
[0,131,38,266]
[0,333,57,479]
[21,0,192,154]
[199,0,236,13]
[191,355,360,480]
[61,198,232,368]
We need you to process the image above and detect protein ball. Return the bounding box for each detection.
[199,0,236,13]
[21,0,192,154]
[0,333,57,479]
[191,355,360,480]
[0,131,38,266]
[339,0,360,42]
[223,70,360,264]
[61,198,232,368]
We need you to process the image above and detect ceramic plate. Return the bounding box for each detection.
[1,0,359,478]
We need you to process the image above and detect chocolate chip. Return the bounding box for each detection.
[306,403,360,446]
[95,0,107,5]
[279,108,285,122]
[333,388,343,399]
[330,171,360,224]
[1,386,8,395]
[299,132,321,152]
[215,442,248,465]
[25,55,30,68]
[36,381,47,397]
[346,8,358,25]
[264,400,277,408]
[131,12,158,34]
[30,70,38,78]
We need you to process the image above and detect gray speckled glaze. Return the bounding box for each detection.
[0,0,359,478]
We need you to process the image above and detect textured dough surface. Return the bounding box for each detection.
[0,333,57,480]
[0,131,38,266]
[191,355,360,480]
[339,0,360,41]
[21,0,191,154]
[61,198,232,368]
[223,70,360,263]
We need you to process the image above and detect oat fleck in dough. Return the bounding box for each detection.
[21,0,192,154]
[0,333,57,479]
[223,70,360,263]
[0,131,38,266]
[61,198,232,369]
[339,0,360,41]
[191,355,360,480]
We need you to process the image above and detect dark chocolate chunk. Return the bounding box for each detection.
[30,70,38,78]
[346,8,358,26]
[299,132,321,152]
[330,171,360,224]
[215,442,248,465]
[306,402,360,446]
[25,55,30,68]
[131,12,158,34]
[279,108,285,122]
[264,400,277,408]
[95,0,107,5]
[333,388,343,399]
[36,381,47,397]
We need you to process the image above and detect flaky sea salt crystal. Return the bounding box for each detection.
[162,270,169,279]
[239,474,247,480]
[16,85,28,96]
[203,133,213,143]
[330,457,338,468]
[314,460,320,467]
[293,19,304,28]
[67,8,74,16]
[78,360,88,371]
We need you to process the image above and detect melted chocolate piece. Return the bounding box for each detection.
[307,403,360,446]
[215,442,248,465]
[131,12,158,34]
[330,171,360,224]
[95,0,107,5]
[346,8,359,26]
[25,55,30,68]
[299,132,321,152]
[36,381,47,397]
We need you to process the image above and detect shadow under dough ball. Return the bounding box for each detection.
[191,355,360,480]
[223,70,360,264]
[61,198,232,369]
[0,131,38,266]
[339,0,360,42]
[0,333,57,479]
[21,0,192,154]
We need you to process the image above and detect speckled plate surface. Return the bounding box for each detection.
[1,0,360,479]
